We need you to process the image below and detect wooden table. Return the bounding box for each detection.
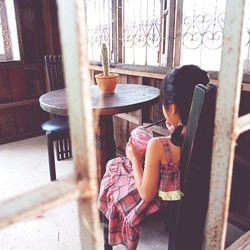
[39,84,160,180]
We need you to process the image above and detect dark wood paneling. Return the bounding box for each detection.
[24,66,46,98]
[0,0,60,144]
[18,0,46,63]
[8,67,27,101]
[0,69,11,103]
[0,110,16,139]
[14,106,34,134]
[42,0,61,54]
[32,104,49,131]
[114,116,128,152]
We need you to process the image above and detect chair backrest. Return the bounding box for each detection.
[169,83,217,250]
[44,55,65,91]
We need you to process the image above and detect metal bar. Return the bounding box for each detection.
[166,0,176,67]
[117,0,123,63]
[112,0,118,63]
[0,179,80,230]
[204,0,249,249]
[173,0,183,67]
[56,1,101,249]
[236,113,250,137]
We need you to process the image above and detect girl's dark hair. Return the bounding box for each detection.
[160,64,209,146]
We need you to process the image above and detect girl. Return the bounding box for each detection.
[97,65,209,249]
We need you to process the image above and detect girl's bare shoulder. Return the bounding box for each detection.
[147,136,171,160]
[148,136,171,146]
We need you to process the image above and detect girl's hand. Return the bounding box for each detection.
[126,137,145,165]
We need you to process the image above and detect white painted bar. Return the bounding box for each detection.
[204,0,249,249]
[236,113,250,136]
[56,0,101,249]
[0,179,79,230]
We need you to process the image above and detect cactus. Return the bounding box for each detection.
[101,43,110,76]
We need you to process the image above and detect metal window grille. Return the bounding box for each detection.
[181,0,250,73]
[86,0,168,66]
[86,0,250,74]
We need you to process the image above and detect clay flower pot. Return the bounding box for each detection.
[95,73,119,94]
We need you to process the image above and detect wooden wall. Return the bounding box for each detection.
[0,0,61,144]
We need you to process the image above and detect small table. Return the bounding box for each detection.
[39,84,160,180]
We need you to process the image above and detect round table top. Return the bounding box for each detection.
[39,84,160,116]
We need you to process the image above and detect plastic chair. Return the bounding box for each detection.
[41,55,72,181]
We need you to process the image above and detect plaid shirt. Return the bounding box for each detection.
[97,138,180,249]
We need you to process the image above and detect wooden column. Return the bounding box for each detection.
[95,116,116,181]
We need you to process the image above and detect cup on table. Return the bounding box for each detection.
[131,126,153,152]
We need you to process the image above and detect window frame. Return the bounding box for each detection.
[0,0,22,62]
[87,0,250,82]
[0,0,12,61]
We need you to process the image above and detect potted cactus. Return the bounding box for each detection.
[95,43,119,93]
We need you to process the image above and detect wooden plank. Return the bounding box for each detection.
[114,116,128,153]
[0,70,11,103]
[115,113,140,125]
[8,67,27,101]
[242,83,250,92]
[17,0,47,62]
[0,99,39,110]
[14,106,34,134]
[142,123,170,136]
[89,65,166,79]
[42,0,61,54]
[0,109,16,139]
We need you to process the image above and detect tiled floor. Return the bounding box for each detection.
[0,136,245,249]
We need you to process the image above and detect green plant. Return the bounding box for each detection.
[101,43,110,76]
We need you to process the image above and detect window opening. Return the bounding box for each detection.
[121,0,165,66]
[86,0,112,62]
[0,0,20,61]
[86,0,250,76]
[181,0,250,73]
[86,0,166,66]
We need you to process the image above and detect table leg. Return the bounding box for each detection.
[95,116,116,182]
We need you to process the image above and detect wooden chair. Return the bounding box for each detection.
[102,83,217,249]
[41,55,72,181]
[167,83,217,250]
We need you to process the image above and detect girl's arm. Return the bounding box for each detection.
[126,137,163,203]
